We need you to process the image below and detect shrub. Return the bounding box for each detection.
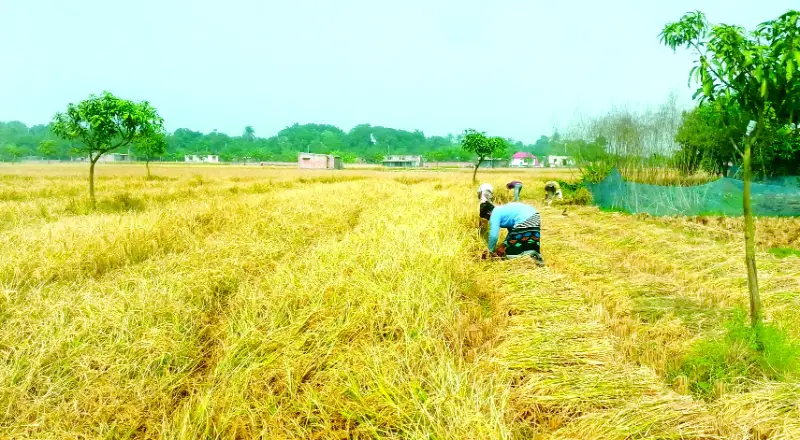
[581,162,613,184]
[668,308,800,399]
[99,193,147,213]
[570,187,593,205]
[769,247,800,259]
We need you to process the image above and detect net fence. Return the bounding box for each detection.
[587,169,800,217]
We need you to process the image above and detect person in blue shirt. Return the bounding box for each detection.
[480,200,544,265]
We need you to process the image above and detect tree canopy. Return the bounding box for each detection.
[662,9,800,328]
[461,129,509,182]
[51,91,164,203]
[1,120,557,164]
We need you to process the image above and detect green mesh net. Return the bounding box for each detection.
[588,169,800,217]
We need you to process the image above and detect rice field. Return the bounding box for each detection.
[1,163,799,439]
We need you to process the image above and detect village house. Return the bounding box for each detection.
[510,152,539,167]
[185,155,220,164]
[478,158,509,168]
[382,155,423,168]
[298,152,343,169]
[546,155,575,167]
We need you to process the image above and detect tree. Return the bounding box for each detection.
[243,125,256,141]
[674,102,745,176]
[461,129,507,182]
[38,140,57,162]
[134,130,168,178]
[661,10,800,328]
[51,91,164,206]
[0,144,23,162]
[427,149,448,167]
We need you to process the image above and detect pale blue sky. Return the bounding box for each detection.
[0,1,796,142]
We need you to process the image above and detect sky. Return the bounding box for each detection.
[0,0,797,143]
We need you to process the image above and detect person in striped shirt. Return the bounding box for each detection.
[480,201,544,266]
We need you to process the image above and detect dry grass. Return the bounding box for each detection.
[647,214,800,251]
[0,163,798,439]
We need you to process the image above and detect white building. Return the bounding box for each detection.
[382,155,423,168]
[185,155,220,163]
[546,155,575,167]
[298,152,343,169]
[97,153,132,163]
[510,152,539,167]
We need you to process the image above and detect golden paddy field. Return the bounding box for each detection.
[0,163,798,439]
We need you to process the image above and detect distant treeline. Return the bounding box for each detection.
[0,121,577,163]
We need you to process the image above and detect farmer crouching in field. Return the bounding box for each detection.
[506,180,523,201]
[480,200,545,266]
[544,181,563,206]
[477,183,494,203]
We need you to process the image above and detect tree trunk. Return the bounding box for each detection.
[472,157,484,183]
[89,155,98,208]
[742,138,761,328]
[146,160,151,178]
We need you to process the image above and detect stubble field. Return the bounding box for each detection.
[1,163,799,439]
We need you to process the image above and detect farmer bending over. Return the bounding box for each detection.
[477,183,494,203]
[506,180,523,201]
[544,181,563,206]
[480,201,544,265]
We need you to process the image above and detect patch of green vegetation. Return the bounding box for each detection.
[554,180,594,205]
[632,295,720,329]
[64,193,147,214]
[599,206,630,214]
[556,180,584,192]
[769,247,800,258]
[668,309,800,400]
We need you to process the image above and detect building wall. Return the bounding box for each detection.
[299,154,330,169]
[298,153,342,169]
[547,156,574,167]
[383,155,422,167]
[185,155,221,163]
[479,159,509,168]
[97,153,131,163]
[384,161,420,167]
[423,161,472,168]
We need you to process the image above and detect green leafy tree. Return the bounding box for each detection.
[426,149,448,167]
[488,136,509,161]
[51,91,164,206]
[2,118,566,165]
[0,143,23,162]
[134,130,168,178]
[674,102,744,175]
[38,140,57,161]
[243,125,256,141]
[661,10,800,328]
[461,129,507,182]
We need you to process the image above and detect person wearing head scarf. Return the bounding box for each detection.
[477,183,494,204]
[479,200,544,266]
[506,180,523,201]
[544,181,563,206]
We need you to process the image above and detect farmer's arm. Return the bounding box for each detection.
[487,214,501,252]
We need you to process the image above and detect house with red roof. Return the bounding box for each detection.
[510,152,539,168]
